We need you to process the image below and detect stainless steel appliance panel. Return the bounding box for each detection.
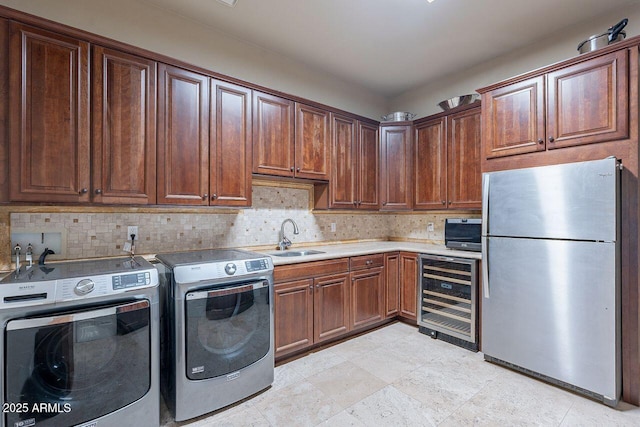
[483,157,618,242]
[482,236,620,402]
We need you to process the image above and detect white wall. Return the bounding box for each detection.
[0,0,388,119]
[390,3,640,118]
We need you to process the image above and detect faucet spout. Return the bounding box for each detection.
[278,218,299,250]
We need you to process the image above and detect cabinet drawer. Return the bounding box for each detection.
[350,254,384,271]
[274,258,349,283]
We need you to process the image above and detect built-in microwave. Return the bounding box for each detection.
[444,218,481,252]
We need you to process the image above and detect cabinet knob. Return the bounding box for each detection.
[296,167,300,173]
[358,201,362,206]
[353,201,357,206]
[212,194,217,200]
[290,166,294,172]
[548,136,555,143]
[366,260,372,265]
[441,200,446,205]
[203,194,208,200]
[538,138,544,144]
[315,284,320,289]
[448,201,452,205]
[79,188,88,194]
[95,189,102,195]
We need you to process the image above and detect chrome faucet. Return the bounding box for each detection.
[13,243,21,272]
[278,218,299,251]
[25,243,33,268]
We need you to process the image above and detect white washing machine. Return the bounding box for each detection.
[156,249,274,422]
[0,256,160,427]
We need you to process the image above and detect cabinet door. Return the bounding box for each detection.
[384,252,400,318]
[482,76,545,159]
[330,114,357,208]
[350,266,385,330]
[358,122,380,209]
[546,50,628,150]
[399,252,418,322]
[210,81,252,207]
[447,107,481,209]
[252,91,294,177]
[314,273,350,343]
[157,64,209,205]
[9,23,90,203]
[92,46,156,204]
[0,18,8,202]
[414,118,447,209]
[295,103,329,180]
[274,279,314,358]
[380,125,412,210]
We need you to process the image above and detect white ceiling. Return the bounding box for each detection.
[140,0,637,98]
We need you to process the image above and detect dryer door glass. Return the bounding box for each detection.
[4,300,151,427]
[185,280,271,380]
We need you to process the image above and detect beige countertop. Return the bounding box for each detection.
[256,241,481,266]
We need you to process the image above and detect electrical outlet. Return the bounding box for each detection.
[427,222,434,232]
[330,223,336,232]
[127,226,138,239]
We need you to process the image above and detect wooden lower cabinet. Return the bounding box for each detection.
[274,278,314,357]
[350,266,385,330]
[399,252,419,322]
[384,252,400,317]
[313,273,350,343]
[274,259,351,359]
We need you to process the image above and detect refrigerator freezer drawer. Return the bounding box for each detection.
[482,236,620,405]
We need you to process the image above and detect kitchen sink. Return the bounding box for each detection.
[269,250,325,257]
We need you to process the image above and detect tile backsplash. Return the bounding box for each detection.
[4,184,478,269]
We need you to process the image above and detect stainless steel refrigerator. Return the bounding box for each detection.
[481,157,621,406]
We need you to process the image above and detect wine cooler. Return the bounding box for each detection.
[418,254,478,351]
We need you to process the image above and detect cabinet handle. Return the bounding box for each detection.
[538,138,544,144]
[95,189,102,195]
[79,188,88,194]
[548,136,555,143]
[290,166,294,172]
[203,194,208,200]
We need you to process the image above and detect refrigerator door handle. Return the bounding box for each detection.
[482,173,490,236]
[482,236,489,298]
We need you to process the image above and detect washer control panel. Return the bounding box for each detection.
[112,272,152,290]
[224,263,237,275]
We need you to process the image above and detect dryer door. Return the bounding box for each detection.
[184,280,272,380]
[4,300,151,427]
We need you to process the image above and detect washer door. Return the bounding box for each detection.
[5,300,151,427]
[185,280,271,380]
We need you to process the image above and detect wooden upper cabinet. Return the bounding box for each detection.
[92,46,157,205]
[295,103,329,180]
[330,113,357,208]
[9,22,90,203]
[482,49,629,160]
[482,76,545,159]
[358,122,380,209]
[210,81,252,207]
[329,116,379,210]
[546,50,628,150]
[380,124,413,210]
[157,64,210,205]
[414,118,447,209]
[252,91,294,177]
[447,107,481,209]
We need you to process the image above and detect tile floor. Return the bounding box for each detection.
[160,322,640,426]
